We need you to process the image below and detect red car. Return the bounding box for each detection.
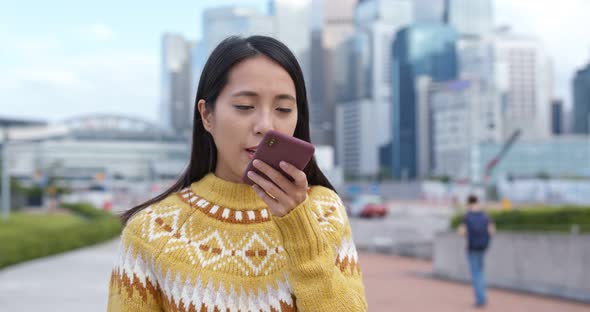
[347,194,387,218]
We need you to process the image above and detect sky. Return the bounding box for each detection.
[1,0,589,124]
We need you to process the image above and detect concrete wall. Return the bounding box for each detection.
[434,232,590,302]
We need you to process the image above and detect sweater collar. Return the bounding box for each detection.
[189,173,266,210]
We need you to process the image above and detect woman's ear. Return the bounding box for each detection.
[197,99,213,132]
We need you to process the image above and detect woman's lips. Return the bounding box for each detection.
[245,148,256,160]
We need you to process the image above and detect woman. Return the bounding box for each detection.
[107,36,367,312]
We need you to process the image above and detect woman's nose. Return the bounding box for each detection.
[253,110,274,135]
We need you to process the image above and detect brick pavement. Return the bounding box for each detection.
[360,252,590,312]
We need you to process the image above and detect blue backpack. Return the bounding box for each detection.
[464,212,491,251]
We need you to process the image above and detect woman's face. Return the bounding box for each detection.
[198,55,298,183]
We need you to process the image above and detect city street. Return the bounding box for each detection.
[1,238,588,311]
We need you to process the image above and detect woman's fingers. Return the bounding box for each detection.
[247,170,294,208]
[252,159,296,193]
[252,184,285,213]
[279,161,308,187]
[248,160,308,217]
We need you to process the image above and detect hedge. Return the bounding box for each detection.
[450,206,590,233]
[0,203,122,269]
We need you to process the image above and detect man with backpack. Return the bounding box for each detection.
[458,194,496,308]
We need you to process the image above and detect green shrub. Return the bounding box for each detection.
[0,203,122,269]
[450,206,590,233]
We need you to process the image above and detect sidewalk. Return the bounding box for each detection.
[360,252,590,311]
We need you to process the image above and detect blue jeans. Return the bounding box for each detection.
[467,250,487,305]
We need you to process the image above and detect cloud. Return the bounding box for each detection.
[15,69,84,88]
[0,51,159,123]
[0,23,160,123]
[88,24,114,41]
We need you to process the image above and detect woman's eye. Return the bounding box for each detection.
[277,108,292,113]
[234,105,254,110]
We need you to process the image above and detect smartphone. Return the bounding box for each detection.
[242,130,315,185]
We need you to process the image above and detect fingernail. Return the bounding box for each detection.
[247,171,254,177]
[280,161,287,168]
[253,159,260,166]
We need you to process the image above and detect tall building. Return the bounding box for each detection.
[391,23,458,180]
[202,7,275,56]
[189,6,275,97]
[552,99,564,135]
[334,0,413,178]
[444,0,493,37]
[193,3,312,110]
[573,62,590,134]
[336,99,389,178]
[413,0,445,22]
[160,34,192,138]
[457,37,495,88]
[309,0,358,146]
[492,31,553,140]
[269,0,312,81]
[355,0,414,102]
[417,78,502,182]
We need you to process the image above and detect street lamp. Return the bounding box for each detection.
[1,127,10,221]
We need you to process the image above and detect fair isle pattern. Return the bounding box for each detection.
[110,240,160,305]
[132,204,287,277]
[334,237,361,275]
[134,192,351,276]
[111,243,296,312]
[163,227,288,277]
[177,187,271,224]
[138,203,184,242]
[310,193,346,233]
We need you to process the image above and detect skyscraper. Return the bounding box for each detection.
[202,7,275,56]
[269,0,312,81]
[551,99,564,135]
[391,23,458,180]
[309,0,358,146]
[444,0,493,37]
[420,78,502,182]
[160,34,192,138]
[492,31,553,140]
[573,62,590,134]
[335,0,414,178]
[189,6,276,96]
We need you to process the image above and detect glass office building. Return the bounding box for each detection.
[391,23,458,179]
[573,63,590,134]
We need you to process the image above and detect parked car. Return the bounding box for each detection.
[346,194,387,218]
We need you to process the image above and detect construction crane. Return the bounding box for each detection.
[484,129,522,182]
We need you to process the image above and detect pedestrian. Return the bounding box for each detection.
[458,194,496,308]
[107,36,367,311]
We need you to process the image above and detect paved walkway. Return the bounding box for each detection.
[0,239,117,312]
[361,253,590,311]
[0,239,588,311]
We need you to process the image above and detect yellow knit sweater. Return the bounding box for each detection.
[107,173,367,311]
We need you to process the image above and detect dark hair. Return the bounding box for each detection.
[121,35,335,224]
[467,194,478,205]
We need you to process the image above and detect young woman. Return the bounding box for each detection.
[107,36,367,312]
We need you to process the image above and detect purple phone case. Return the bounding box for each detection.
[242,130,315,185]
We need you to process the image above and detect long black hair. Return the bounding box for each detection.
[121,35,335,224]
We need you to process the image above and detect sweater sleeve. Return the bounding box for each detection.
[272,187,368,311]
[107,221,163,311]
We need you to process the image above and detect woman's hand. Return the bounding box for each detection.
[247,159,308,217]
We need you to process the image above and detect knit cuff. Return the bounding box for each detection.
[272,198,328,263]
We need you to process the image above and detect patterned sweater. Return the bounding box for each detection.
[107,173,367,311]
